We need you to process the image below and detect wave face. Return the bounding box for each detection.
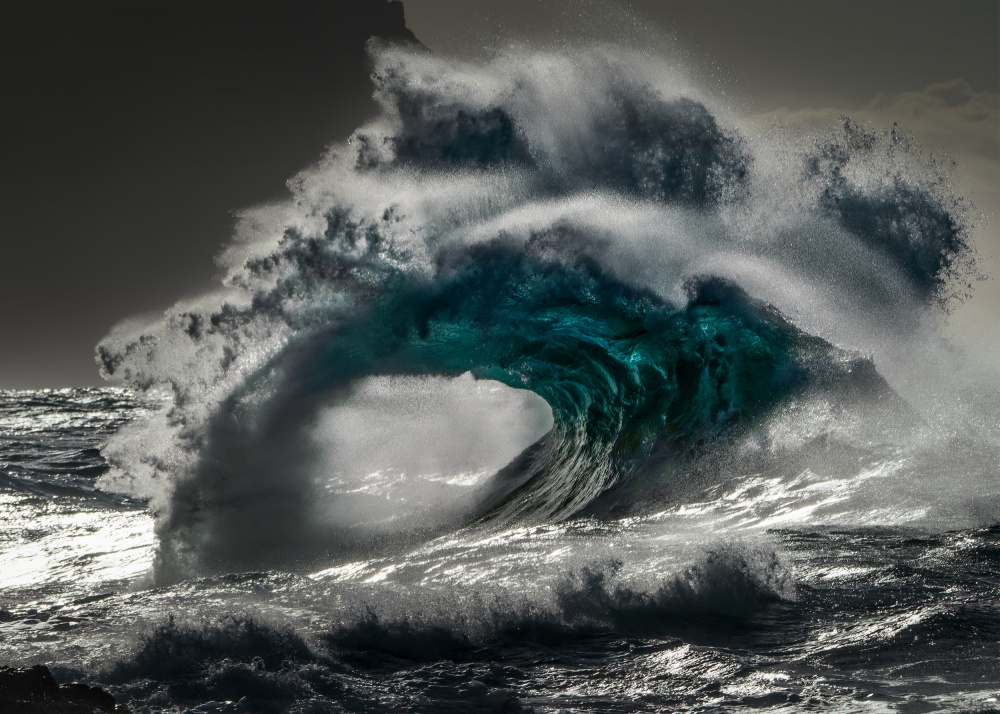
[93,45,978,578]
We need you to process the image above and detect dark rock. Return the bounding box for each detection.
[0,665,121,713]
[0,664,59,695]
[59,682,118,712]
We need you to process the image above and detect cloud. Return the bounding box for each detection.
[865,79,998,160]
[924,79,976,108]
[756,79,999,218]
[762,79,999,164]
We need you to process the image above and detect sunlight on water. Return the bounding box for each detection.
[0,492,154,591]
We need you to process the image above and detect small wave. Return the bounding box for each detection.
[104,613,535,713]
[325,542,795,667]
[105,615,336,713]
[554,543,795,626]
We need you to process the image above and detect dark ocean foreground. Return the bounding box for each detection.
[2,43,999,714]
[0,383,997,713]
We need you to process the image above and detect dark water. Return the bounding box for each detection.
[1,388,998,713]
[2,44,999,713]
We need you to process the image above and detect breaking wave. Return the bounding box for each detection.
[93,44,979,579]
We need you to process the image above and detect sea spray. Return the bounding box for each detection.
[92,44,978,580]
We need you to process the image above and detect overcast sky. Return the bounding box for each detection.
[1,0,415,388]
[2,0,997,387]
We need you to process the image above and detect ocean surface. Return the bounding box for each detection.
[2,44,999,713]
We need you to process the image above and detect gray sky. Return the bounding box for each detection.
[405,1,998,103]
[0,1,415,389]
[1,0,997,387]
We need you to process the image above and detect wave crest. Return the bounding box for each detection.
[93,44,976,578]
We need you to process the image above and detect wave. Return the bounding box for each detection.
[103,615,339,714]
[328,541,794,662]
[93,45,978,578]
[95,543,790,711]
